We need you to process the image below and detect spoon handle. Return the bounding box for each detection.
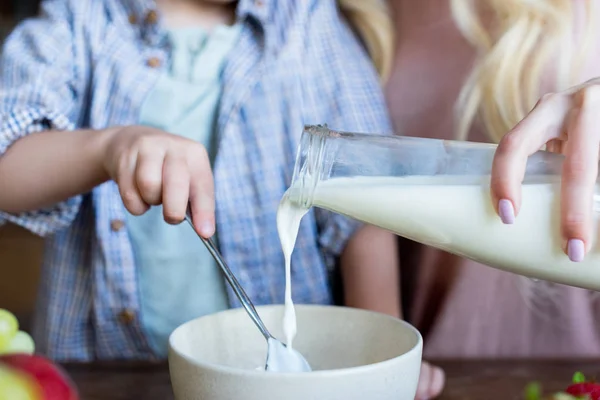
[185,210,272,341]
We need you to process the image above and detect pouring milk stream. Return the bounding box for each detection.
[263,200,308,373]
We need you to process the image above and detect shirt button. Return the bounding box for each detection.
[145,10,159,25]
[128,14,137,24]
[110,219,125,232]
[118,309,136,324]
[146,57,162,68]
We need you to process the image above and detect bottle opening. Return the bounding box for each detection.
[287,126,332,208]
[303,124,340,138]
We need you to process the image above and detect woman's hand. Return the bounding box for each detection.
[415,361,445,400]
[103,126,215,237]
[491,78,600,262]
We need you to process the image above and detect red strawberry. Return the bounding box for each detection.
[565,382,600,400]
[0,354,78,400]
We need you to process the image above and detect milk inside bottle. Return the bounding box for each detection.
[282,125,600,291]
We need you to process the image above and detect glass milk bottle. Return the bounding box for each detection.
[285,124,600,290]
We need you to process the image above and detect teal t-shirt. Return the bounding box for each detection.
[126,24,241,357]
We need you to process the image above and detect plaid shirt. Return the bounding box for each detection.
[0,0,391,361]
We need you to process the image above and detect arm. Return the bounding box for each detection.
[0,128,111,214]
[340,225,401,318]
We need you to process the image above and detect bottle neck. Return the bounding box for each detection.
[288,125,332,208]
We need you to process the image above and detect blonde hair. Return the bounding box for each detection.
[338,0,395,82]
[451,0,597,143]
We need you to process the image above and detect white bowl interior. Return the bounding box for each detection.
[169,305,420,372]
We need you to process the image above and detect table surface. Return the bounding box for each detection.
[64,359,600,400]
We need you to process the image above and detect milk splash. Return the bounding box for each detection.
[276,193,308,350]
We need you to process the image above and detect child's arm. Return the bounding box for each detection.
[340,225,401,318]
[0,128,112,214]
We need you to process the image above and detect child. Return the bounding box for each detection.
[0,0,400,363]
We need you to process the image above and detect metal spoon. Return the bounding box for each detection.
[184,210,311,372]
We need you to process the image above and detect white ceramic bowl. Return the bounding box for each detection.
[168,305,422,400]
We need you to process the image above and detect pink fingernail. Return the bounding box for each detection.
[568,239,585,262]
[498,199,515,224]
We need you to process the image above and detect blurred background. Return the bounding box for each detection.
[0,0,43,331]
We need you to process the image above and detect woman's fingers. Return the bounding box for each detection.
[162,154,190,224]
[560,87,600,261]
[491,93,571,222]
[491,83,600,261]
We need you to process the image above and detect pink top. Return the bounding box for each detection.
[386,0,600,358]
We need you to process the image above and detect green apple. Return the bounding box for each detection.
[2,331,35,355]
[0,309,18,350]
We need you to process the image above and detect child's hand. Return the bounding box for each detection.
[102,126,215,237]
[415,361,445,400]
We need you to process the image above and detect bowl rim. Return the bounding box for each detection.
[168,304,423,378]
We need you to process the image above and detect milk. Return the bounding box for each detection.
[276,198,308,350]
[291,175,600,290]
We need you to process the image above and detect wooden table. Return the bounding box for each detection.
[65,360,600,400]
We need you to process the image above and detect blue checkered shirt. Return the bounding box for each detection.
[0,0,391,361]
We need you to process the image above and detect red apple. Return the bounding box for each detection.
[0,354,78,400]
